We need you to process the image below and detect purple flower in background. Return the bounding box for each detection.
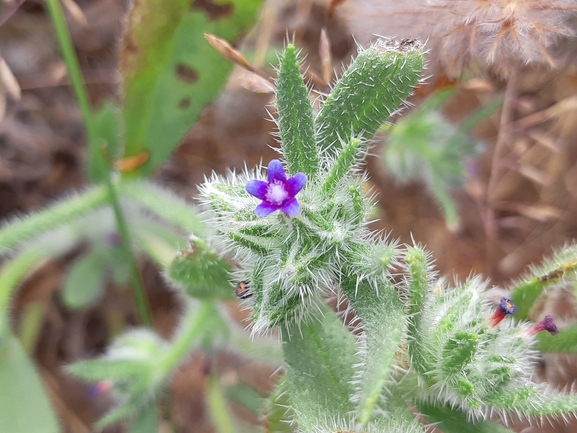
[246,160,307,217]
[530,315,559,336]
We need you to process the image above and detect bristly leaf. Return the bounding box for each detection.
[315,38,424,165]
[342,270,405,426]
[538,324,577,353]
[510,244,577,320]
[62,251,107,309]
[321,137,362,197]
[418,402,515,433]
[263,377,295,433]
[276,44,318,178]
[281,305,358,431]
[404,246,432,375]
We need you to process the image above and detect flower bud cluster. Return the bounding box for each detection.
[199,155,373,334]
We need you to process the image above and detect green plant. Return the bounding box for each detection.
[199,39,577,432]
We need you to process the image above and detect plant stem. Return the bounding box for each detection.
[45,0,152,326]
[484,69,518,276]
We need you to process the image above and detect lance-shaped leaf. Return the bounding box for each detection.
[418,402,515,433]
[121,0,263,175]
[276,44,318,177]
[404,246,433,375]
[0,333,61,433]
[281,305,358,431]
[62,250,107,309]
[369,393,424,432]
[510,244,577,320]
[538,324,577,353]
[0,186,108,254]
[485,386,577,417]
[342,270,405,426]
[264,377,295,433]
[315,38,424,165]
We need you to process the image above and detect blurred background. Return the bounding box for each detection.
[1,0,577,431]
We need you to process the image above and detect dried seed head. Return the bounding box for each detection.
[429,0,577,76]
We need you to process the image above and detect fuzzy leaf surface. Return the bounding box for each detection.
[0,334,61,433]
[281,306,358,430]
[62,251,107,309]
[121,0,262,175]
[418,403,514,433]
[538,324,577,353]
[276,44,318,177]
[315,38,424,165]
[342,272,405,425]
[264,378,295,433]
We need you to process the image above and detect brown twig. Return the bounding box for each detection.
[484,68,518,275]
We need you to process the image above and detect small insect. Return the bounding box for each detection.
[235,281,252,299]
[538,268,564,282]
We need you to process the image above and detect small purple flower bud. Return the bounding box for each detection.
[531,315,559,335]
[106,232,123,246]
[88,380,114,398]
[489,297,516,327]
[246,159,307,217]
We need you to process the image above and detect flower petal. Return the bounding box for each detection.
[267,159,286,183]
[255,202,279,217]
[280,197,300,216]
[286,172,307,196]
[246,180,268,200]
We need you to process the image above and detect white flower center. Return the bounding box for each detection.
[265,181,289,205]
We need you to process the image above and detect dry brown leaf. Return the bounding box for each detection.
[0,54,20,100]
[204,33,253,71]
[319,28,332,85]
[235,69,274,94]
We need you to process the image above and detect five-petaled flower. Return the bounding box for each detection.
[246,160,307,217]
[489,297,516,327]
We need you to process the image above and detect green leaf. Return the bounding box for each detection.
[88,102,123,182]
[207,375,236,433]
[485,386,577,416]
[538,324,577,353]
[118,179,205,235]
[368,393,424,433]
[315,38,424,165]
[0,238,76,335]
[404,246,432,375]
[121,0,263,175]
[67,359,151,381]
[510,244,577,320]
[263,378,295,433]
[127,401,158,433]
[62,251,107,309]
[0,333,61,433]
[166,241,233,300]
[342,273,405,426]
[441,332,478,375]
[281,305,358,431]
[418,402,514,433]
[276,44,318,177]
[0,186,108,254]
[321,137,362,196]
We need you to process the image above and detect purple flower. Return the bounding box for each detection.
[530,315,559,336]
[489,297,516,327]
[246,160,307,217]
